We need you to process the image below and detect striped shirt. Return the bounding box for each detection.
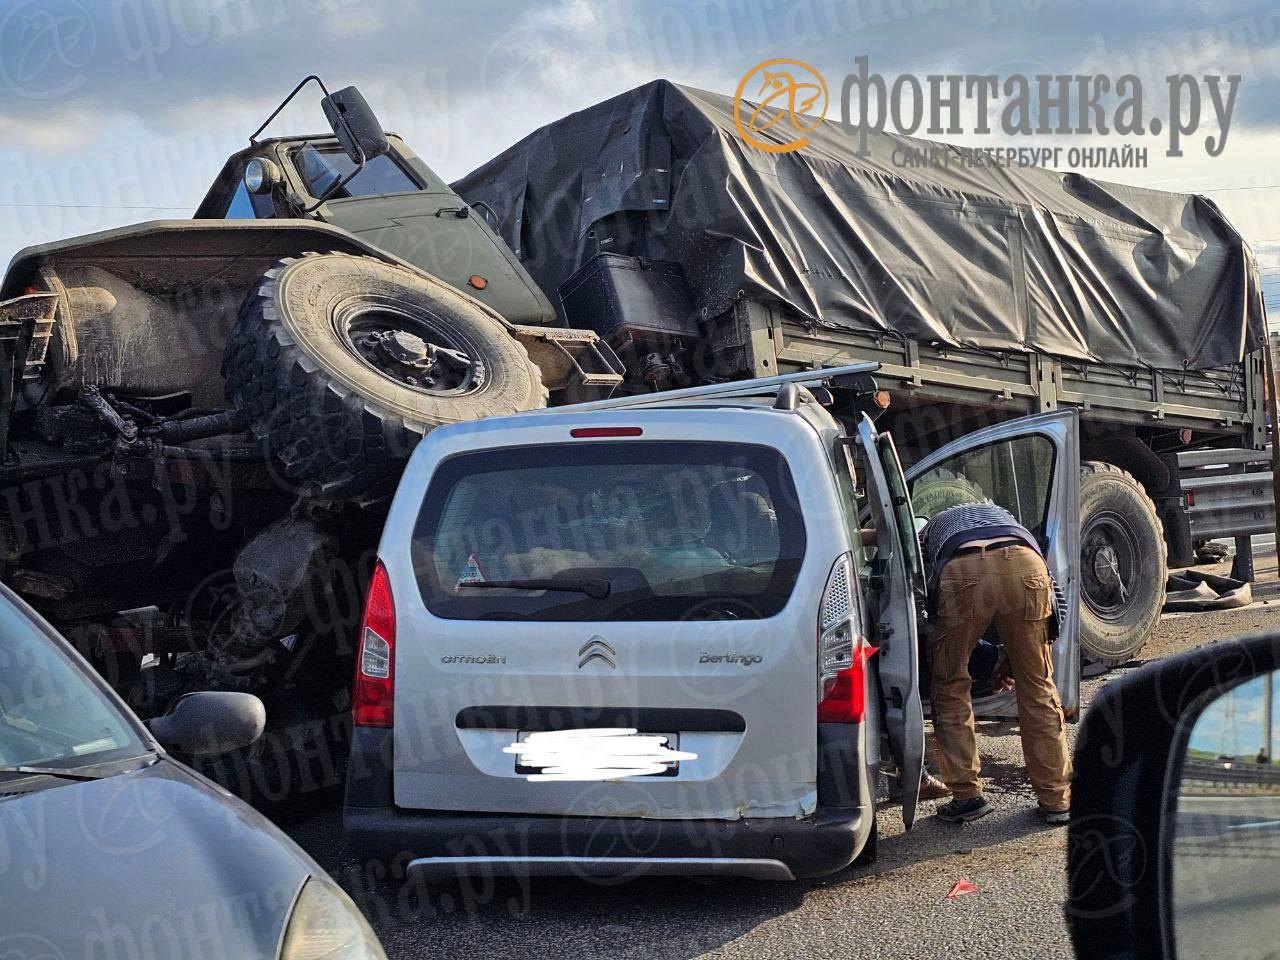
[920,501,1042,592]
[919,500,1065,631]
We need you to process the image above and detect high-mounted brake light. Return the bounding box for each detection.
[353,560,395,728]
[817,554,875,723]
[570,427,643,438]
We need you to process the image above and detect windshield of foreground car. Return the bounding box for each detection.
[413,440,806,621]
[0,607,149,770]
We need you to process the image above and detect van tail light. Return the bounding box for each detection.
[353,560,395,728]
[817,554,875,723]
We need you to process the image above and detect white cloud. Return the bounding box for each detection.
[0,107,111,152]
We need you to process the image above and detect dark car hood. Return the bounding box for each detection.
[0,757,314,959]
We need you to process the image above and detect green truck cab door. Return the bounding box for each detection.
[288,138,557,326]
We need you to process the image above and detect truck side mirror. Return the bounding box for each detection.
[321,86,390,165]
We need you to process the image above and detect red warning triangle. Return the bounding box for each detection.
[946,878,977,899]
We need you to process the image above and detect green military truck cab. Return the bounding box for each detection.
[194,133,558,328]
[0,79,624,815]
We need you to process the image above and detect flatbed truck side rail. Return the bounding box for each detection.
[726,303,1264,444]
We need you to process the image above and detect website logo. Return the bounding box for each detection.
[733,58,828,154]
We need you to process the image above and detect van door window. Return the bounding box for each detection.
[831,439,868,559]
[876,433,926,596]
[910,435,1056,541]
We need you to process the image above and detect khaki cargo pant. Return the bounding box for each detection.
[930,544,1072,810]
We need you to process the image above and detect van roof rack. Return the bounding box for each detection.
[540,362,882,415]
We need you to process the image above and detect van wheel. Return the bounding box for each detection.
[853,818,878,866]
[223,252,546,493]
[1078,462,1165,666]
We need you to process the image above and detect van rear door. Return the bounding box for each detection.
[855,414,925,828]
[385,409,841,821]
[905,410,1081,719]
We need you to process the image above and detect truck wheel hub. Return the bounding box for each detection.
[338,302,486,396]
[1082,511,1139,618]
[373,329,432,366]
[1090,545,1122,590]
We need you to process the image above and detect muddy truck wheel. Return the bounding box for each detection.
[223,252,546,492]
[1078,461,1165,666]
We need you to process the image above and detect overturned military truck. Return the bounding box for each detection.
[0,80,623,813]
[0,76,1264,811]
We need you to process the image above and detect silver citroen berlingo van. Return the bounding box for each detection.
[344,365,1079,880]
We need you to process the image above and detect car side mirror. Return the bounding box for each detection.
[147,691,266,756]
[321,85,389,165]
[1067,633,1280,960]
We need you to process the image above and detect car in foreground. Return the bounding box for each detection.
[344,364,1081,881]
[0,585,386,959]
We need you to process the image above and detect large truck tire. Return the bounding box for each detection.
[910,471,987,519]
[1078,461,1165,666]
[223,252,546,491]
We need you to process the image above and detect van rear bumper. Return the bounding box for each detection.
[343,724,874,880]
[344,802,869,880]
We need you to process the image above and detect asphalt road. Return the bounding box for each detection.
[287,592,1280,960]
[1174,794,1280,960]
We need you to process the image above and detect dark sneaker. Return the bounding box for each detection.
[919,774,952,801]
[1038,805,1070,825]
[936,796,994,823]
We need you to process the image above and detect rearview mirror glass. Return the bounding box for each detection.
[321,85,390,164]
[1174,670,1280,959]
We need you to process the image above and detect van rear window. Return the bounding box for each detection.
[412,441,806,621]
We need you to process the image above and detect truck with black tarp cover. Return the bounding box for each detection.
[451,79,1269,667]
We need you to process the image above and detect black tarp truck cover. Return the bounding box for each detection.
[453,79,1265,372]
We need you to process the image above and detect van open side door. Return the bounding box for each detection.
[856,414,926,828]
[905,410,1081,719]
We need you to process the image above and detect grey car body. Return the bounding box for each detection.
[0,587,356,959]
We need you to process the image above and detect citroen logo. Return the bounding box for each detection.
[578,637,616,670]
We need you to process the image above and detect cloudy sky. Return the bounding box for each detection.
[1190,672,1279,760]
[0,0,1277,307]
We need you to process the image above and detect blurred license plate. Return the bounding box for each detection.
[514,731,680,777]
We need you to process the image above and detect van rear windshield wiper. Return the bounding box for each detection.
[459,578,611,600]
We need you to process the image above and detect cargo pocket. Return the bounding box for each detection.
[1023,575,1054,622]
[937,577,980,622]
